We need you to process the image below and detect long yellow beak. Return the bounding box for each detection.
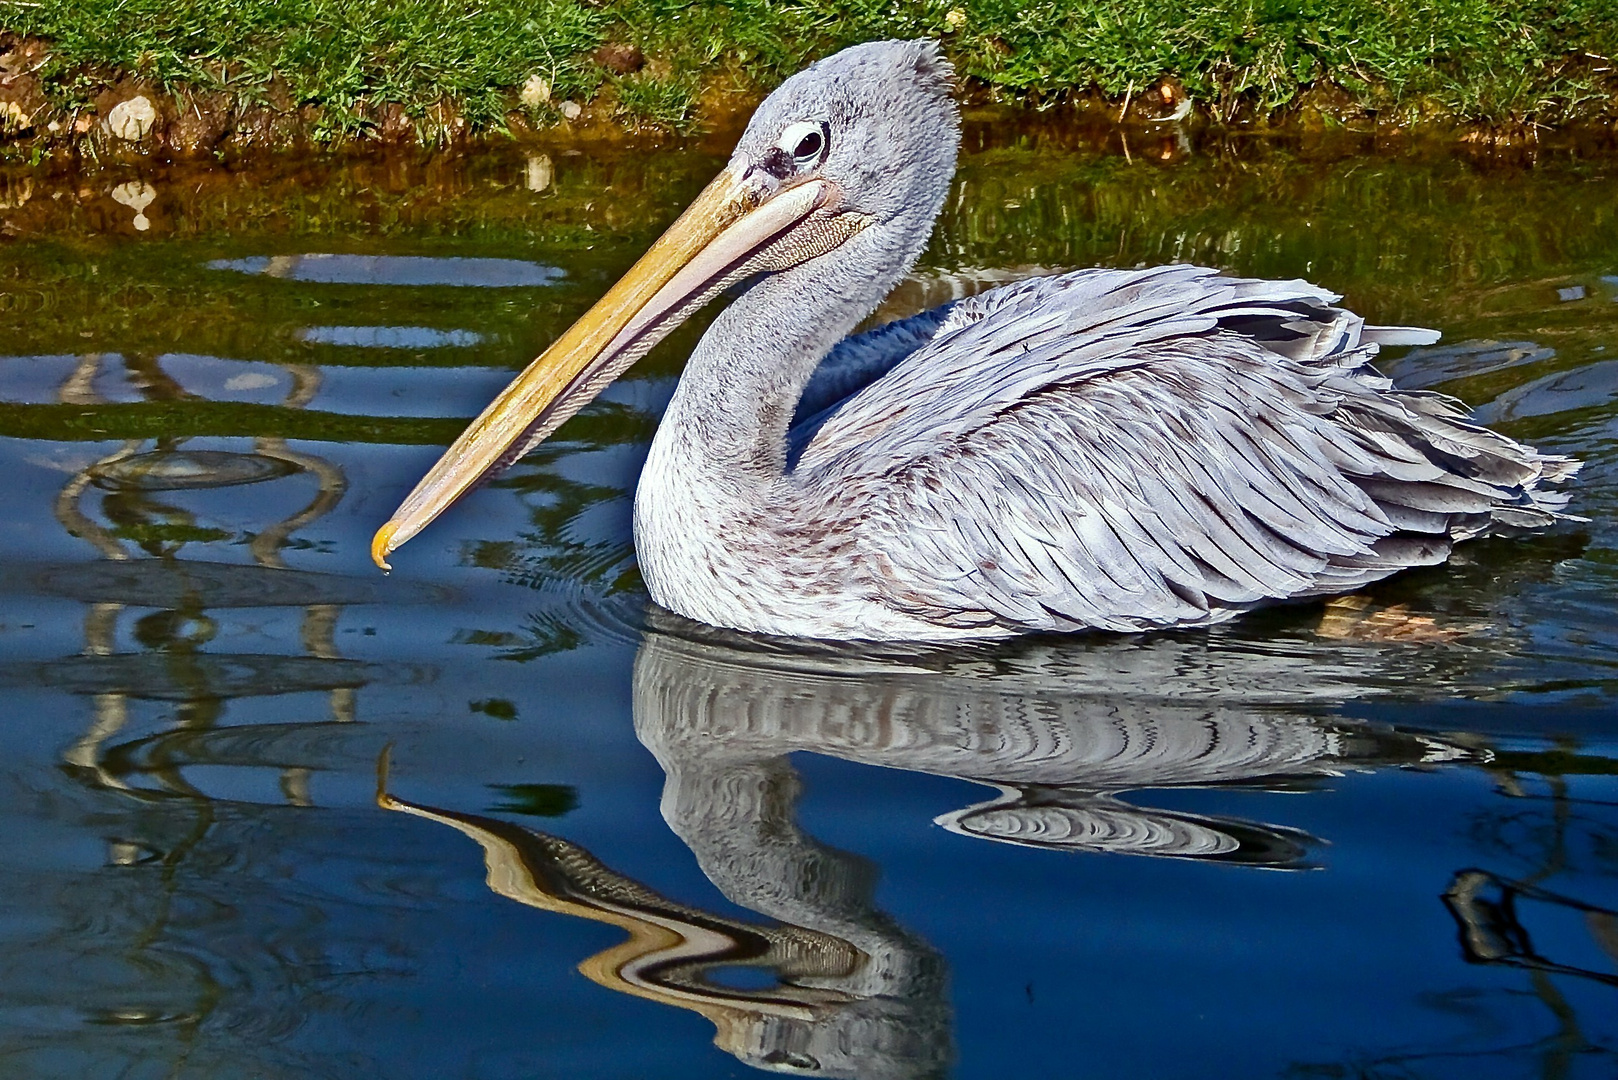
[371,166,847,570]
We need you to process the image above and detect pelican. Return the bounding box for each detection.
[373,40,1579,641]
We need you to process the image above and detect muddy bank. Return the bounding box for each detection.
[6,79,1618,168]
[3,23,1617,165]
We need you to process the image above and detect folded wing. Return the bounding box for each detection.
[791,266,1579,633]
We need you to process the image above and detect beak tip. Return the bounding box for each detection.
[370,523,397,573]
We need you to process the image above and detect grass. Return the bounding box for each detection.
[3,0,1616,140]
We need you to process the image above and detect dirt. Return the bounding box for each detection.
[2,32,1616,165]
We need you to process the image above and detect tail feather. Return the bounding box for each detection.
[1284,313,1584,577]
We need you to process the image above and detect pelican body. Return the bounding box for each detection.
[374,40,1579,641]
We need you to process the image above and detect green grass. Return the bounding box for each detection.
[3,0,1617,139]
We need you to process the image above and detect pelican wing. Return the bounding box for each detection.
[792,266,1577,633]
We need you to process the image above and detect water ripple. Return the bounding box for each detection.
[207,254,564,288]
[296,326,483,348]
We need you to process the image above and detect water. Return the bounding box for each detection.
[1,128,1616,1078]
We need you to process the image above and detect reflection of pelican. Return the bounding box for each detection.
[375,40,1577,640]
[379,756,951,1080]
[384,629,1491,1076]
[634,627,1480,867]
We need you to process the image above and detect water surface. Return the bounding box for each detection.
[1,131,1616,1078]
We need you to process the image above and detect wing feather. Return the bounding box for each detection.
[786,266,1580,634]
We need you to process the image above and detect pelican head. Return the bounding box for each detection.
[373,39,959,569]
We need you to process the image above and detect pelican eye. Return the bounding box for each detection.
[778,120,829,171]
[793,129,822,162]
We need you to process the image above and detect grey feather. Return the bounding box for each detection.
[776,267,1582,636]
[623,41,1581,641]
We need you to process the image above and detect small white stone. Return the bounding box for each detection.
[106,95,158,142]
[558,101,583,121]
[519,74,551,109]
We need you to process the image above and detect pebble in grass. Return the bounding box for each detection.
[105,96,157,142]
[519,75,550,109]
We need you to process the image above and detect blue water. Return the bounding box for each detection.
[0,137,1614,1078]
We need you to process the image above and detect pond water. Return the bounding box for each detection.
[1,126,1616,1079]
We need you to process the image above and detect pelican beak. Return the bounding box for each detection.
[372,166,860,570]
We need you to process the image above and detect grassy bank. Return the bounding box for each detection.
[2,0,1616,152]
